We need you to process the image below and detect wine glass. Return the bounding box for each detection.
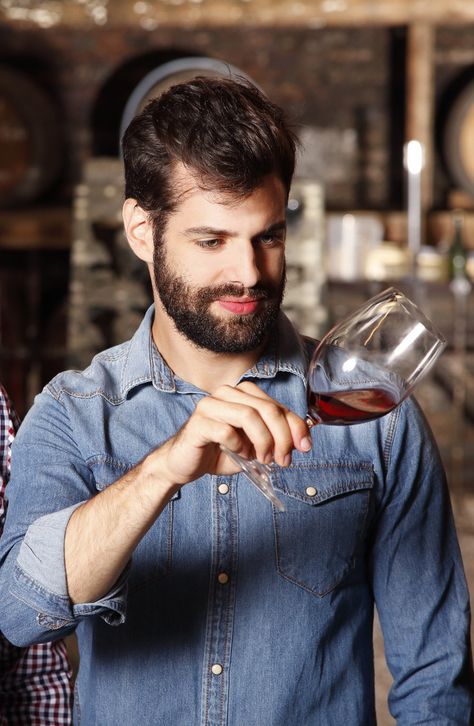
[222,287,447,512]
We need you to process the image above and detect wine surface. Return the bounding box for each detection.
[308,387,399,425]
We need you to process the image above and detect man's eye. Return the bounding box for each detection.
[197,239,222,249]
[259,234,284,246]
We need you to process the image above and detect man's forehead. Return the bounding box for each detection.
[169,161,281,209]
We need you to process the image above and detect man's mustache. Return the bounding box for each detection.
[198,283,279,303]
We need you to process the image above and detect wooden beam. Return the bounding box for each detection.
[405,23,435,215]
[2,1,474,29]
[0,208,71,250]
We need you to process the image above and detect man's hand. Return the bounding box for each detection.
[153,381,312,487]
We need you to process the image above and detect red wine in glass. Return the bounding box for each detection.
[308,387,399,426]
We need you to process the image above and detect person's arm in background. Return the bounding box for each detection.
[0,384,73,725]
[370,397,473,724]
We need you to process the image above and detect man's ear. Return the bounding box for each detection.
[122,198,154,263]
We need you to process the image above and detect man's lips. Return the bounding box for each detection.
[216,298,263,315]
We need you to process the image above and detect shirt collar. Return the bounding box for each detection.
[240,312,308,385]
[120,305,175,396]
[120,304,309,397]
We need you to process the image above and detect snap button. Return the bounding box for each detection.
[211,663,223,675]
[305,486,317,497]
[218,483,229,495]
[217,572,229,584]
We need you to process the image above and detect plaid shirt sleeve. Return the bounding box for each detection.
[0,385,73,725]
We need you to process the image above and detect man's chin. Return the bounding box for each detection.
[194,317,274,354]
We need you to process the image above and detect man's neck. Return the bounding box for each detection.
[151,312,266,394]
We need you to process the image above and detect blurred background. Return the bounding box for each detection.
[1,1,474,722]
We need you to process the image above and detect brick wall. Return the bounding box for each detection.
[0,24,393,209]
[2,22,474,208]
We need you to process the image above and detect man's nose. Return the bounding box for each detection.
[227,241,261,288]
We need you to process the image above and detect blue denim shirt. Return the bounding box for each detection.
[0,306,472,724]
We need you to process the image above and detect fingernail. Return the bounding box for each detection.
[283,453,291,467]
[300,436,312,451]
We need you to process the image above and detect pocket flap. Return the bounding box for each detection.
[273,460,374,505]
[272,459,374,596]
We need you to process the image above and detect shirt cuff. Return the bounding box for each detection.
[12,504,128,629]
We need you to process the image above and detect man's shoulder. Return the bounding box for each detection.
[45,340,133,404]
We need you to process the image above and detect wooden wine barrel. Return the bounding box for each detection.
[0,66,62,207]
[444,80,474,197]
[119,57,257,143]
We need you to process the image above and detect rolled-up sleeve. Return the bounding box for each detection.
[0,390,128,647]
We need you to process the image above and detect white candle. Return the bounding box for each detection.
[404,140,425,277]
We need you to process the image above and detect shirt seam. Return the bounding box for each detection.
[383,405,401,473]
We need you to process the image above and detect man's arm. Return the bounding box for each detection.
[0,380,311,643]
[64,446,178,605]
[64,380,311,604]
[370,398,473,722]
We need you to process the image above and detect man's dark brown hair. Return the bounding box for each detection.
[121,75,298,236]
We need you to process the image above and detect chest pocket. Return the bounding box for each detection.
[89,457,180,592]
[272,461,374,597]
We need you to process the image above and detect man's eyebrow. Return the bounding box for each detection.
[183,226,237,238]
[183,220,287,239]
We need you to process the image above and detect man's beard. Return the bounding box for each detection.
[153,244,285,354]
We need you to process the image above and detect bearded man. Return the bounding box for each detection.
[0,77,472,724]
